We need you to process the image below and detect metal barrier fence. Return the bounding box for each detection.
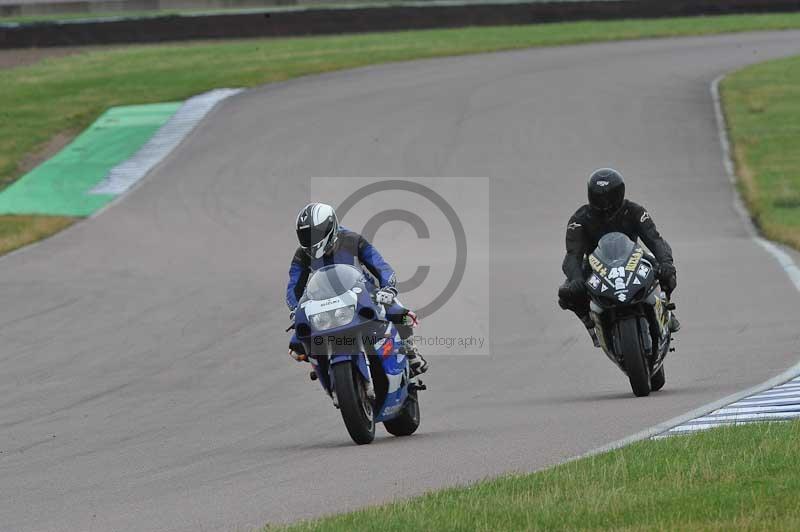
[2,0,799,49]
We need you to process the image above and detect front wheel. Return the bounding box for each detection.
[384,390,420,437]
[332,361,375,444]
[618,318,650,397]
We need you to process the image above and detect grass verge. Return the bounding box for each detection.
[722,56,800,250]
[271,421,800,531]
[3,13,800,255]
[0,215,74,256]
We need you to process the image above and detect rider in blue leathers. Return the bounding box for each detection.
[287,203,428,375]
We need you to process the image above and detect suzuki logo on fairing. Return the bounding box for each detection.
[321,299,341,307]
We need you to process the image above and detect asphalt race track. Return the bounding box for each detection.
[2,31,800,532]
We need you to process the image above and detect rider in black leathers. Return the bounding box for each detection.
[558,168,680,340]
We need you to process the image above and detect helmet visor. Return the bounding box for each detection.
[297,221,333,248]
[591,194,616,212]
[589,187,624,215]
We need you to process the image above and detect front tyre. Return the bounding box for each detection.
[333,361,375,444]
[384,390,420,437]
[618,318,651,397]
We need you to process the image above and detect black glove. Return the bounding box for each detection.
[558,279,585,310]
[659,263,677,296]
[288,335,306,360]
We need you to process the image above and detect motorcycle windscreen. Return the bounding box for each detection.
[304,264,365,300]
[593,232,636,267]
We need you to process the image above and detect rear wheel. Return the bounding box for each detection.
[384,389,420,437]
[651,365,666,392]
[333,361,375,445]
[618,318,650,397]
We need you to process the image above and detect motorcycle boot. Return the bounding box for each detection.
[401,337,428,376]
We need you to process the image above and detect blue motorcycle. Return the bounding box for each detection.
[293,264,422,444]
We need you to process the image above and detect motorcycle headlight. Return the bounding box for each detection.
[310,306,355,331]
[334,306,355,324]
[310,311,333,331]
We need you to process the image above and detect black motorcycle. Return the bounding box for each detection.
[585,232,675,397]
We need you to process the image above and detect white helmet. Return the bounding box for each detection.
[295,203,339,259]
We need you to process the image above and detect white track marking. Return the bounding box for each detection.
[715,404,800,415]
[743,389,800,400]
[735,397,800,406]
[90,88,243,195]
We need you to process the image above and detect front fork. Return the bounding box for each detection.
[328,353,376,408]
[314,323,411,408]
[590,304,652,372]
[592,304,671,377]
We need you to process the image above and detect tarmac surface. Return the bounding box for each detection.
[1,31,800,531]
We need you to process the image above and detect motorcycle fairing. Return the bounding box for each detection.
[586,233,671,378]
[307,323,409,422]
[587,252,655,304]
[302,289,358,316]
[374,326,410,422]
[296,264,414,425]
[295,288,387,341]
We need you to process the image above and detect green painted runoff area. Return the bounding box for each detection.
[0,102,179,217]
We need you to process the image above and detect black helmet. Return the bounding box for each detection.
[296,202,339,259]
[587,168,625,218]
